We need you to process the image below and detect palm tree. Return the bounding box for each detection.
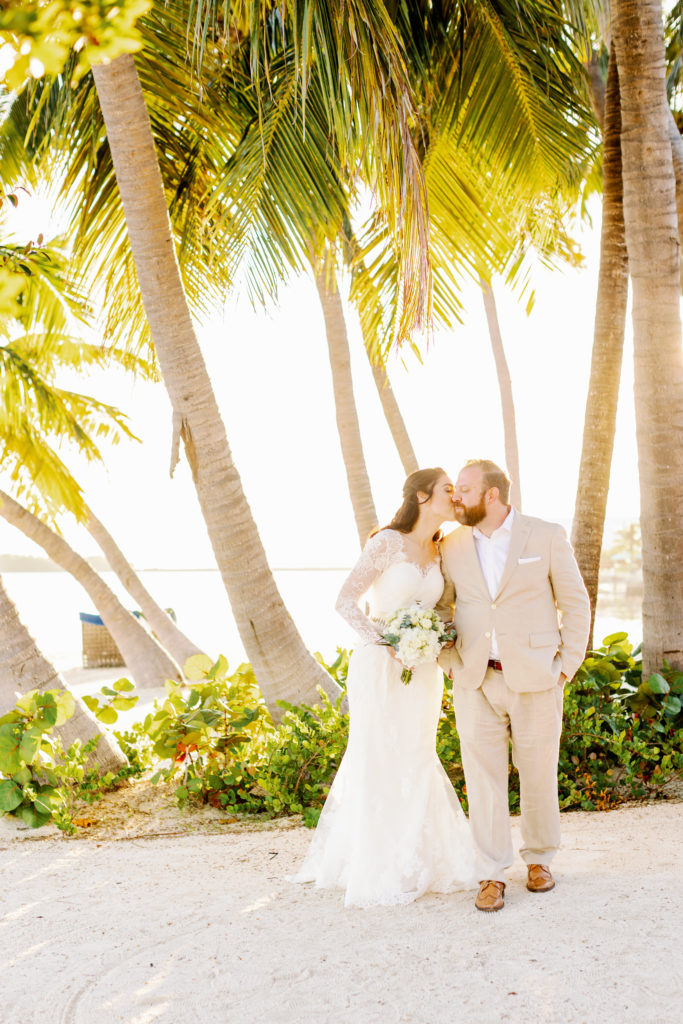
[479,278,522,509]
[0,488,182,687]
[367,354,418,477]
[314,267,378,544]
[84,52,343,715]
[0,235,204,671]
[5,2,597,701]
[82,507,204,666]
[571,41,629,646]
[0,574,126,772]
[613,0,683,674]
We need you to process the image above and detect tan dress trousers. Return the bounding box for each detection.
[453,667,564,882]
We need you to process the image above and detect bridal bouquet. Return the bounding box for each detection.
[379,605,456,684]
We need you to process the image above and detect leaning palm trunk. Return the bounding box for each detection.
[614,1,683,674]
[667,110,683,292]
[0,574,126,772]
[84,506,204,667]
[479,278,522,509]
[90,56,338,715]
[0,490,181,688]
[367,355,419,476]
[571,44,629,647]
[314,268,378,544]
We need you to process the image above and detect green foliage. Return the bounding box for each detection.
[136,652,348,823]
[0,688,74,828]
[113,720,155,775]
[0,687,138,833]
[82,677,138,724]
[558,633,683,810]
[217,691,349,821]
[28,632,674,837]
[0,0,151,91]
[144,656,272,809]
[314,647,349,690]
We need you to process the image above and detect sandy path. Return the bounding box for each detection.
[1,802,682,1024]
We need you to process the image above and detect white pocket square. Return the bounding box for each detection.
[518,555,541,564]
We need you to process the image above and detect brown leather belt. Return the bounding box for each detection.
[487,659,503,672]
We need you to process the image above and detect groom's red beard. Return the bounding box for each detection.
[453,495,487,526]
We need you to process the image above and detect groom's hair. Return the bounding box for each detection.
[463,459,511,503]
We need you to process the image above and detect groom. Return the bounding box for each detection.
[437,459,590,912]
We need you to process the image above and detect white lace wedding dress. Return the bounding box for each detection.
[293,529,477,908]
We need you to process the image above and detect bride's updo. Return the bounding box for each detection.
[373,467,447,538]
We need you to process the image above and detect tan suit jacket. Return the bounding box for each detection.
[437,512,590,693]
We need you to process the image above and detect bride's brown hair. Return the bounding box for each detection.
[372,467,447,541]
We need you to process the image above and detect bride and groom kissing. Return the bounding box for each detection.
[294,459,591,912]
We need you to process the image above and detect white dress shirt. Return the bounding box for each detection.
[473,507,514,659]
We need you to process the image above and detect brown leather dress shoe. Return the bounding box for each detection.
[475,880,505,912]
[526,864,555,892]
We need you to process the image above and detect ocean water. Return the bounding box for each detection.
[2,569,357,671]
[2,569,641,673]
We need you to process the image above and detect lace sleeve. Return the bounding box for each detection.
[335,530,404,643]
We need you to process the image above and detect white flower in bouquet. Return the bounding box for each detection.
[380,605,456,684]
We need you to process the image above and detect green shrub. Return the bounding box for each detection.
[558,632,683,810]
[0,689,75,828]
[217,690,349,820]
[82,678,138,724]
[144,654,273,808]
[115,633,683,824]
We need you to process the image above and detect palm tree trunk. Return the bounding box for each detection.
[84,505,204,669]
[571,43,629,648]
[614,1,683,674]
[0,574,126,772]
[667,109,683,292]
[314,268,379,544]
[367,355,419,476]
[90,55,338,715]
[479,278,522,509]
[0,490,181,688]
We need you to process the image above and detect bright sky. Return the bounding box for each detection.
[1,195,640,570]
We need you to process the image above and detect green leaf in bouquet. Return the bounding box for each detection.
[82,695,100,712]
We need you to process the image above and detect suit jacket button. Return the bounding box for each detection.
[484,631,491,639]
[491,603,496,609]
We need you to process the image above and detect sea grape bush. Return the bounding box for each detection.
[2,633,681,835]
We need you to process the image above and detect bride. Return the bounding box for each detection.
[293,468,476,907]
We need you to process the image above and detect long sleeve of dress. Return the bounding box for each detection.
[335,530,404,643]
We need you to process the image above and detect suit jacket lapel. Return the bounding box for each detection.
[494,514,532,599]
[459,527,490,596]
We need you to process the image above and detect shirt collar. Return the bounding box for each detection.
[473,506,515,541]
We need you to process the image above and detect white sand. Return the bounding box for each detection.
[1,801,682,1024]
